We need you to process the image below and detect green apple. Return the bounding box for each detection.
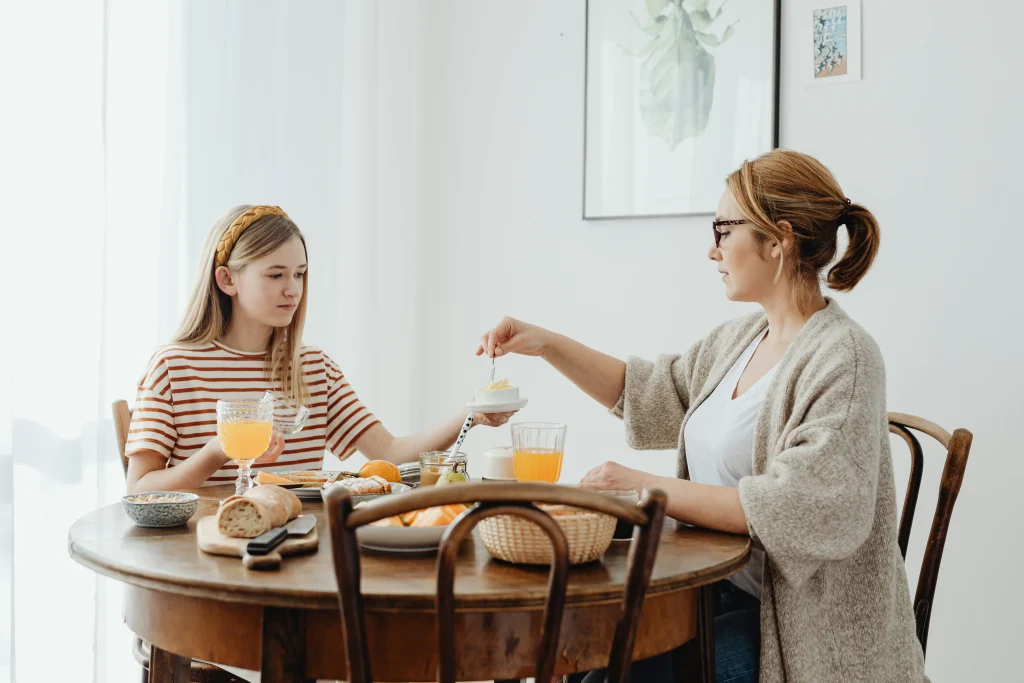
[436,471,468,486]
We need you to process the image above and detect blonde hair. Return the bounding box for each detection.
[726,149,880,309]
[174,205,310,402]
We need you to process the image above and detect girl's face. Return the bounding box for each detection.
[217,236,307,328]
[708,190,784,303]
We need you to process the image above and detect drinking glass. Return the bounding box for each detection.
[262,390,310,435]
[510,422,567,483]
[217,399,274,495]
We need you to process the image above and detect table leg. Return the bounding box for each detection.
[149,645,189,683]
[261,606,314,683]
[697,584,715,683]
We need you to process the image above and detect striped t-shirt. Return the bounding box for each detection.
[125,341,380,484]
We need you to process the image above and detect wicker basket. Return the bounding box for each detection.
[478,504,616,565]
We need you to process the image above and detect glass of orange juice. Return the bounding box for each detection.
[510,422,567,483]
[217,399,274,495]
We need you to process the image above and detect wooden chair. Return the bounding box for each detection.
[112,400,242,683]
[325,481,668,683]
[673,411,974,683]
[888,412,972,657]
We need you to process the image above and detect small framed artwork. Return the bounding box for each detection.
[583,0,781,219]
[805,0,862,86]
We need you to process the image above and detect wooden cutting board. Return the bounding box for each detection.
[196,515,319,570]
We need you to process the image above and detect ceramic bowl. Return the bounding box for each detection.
[121,491,200,528]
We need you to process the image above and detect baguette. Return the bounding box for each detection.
[216,497,272,538]
[214,485,302,538]
[245,485,301,524]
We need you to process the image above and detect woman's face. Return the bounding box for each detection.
[708,190,783,303]
[217,235,307,328]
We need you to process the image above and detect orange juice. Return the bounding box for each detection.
[218,421,273,462]
[513,449,563,483]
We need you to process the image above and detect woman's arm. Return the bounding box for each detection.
[579,461,749,534]
[351,411,513,465]
[477,317,626,410]
[126,435,286,493]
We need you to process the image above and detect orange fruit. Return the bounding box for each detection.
[370,515,404,527]
[359,459,401,483]
[441,503,468,519]
[400,509,424,526]
[410,507,450,528]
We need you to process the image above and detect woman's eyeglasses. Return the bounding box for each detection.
[712,219,747,248]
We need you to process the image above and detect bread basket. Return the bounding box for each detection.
[478,504,616,565]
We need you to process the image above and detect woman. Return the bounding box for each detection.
[126,205,511,493]
[478,150,925,682]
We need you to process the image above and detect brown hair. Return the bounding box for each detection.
[173,205,310,403]
[726,149,880,304]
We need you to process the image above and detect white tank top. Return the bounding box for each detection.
[683,326,775,599]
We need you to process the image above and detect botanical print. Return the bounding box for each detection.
[813,6,848,78]
[584,0,777,217]
[627,0,740,151]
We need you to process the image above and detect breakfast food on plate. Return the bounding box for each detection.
[474,377,519,404]
[436,471,468,486]
[254,471,295,486]
[358,460,402,483]
[216,484,302,538]
[256,469,351,488]
[369,503,469,528]
[325,474,392,495]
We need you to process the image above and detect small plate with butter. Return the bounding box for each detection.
[466,378,528,413]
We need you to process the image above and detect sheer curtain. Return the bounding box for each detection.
[1,1,426,681]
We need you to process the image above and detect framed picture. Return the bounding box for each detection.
[583,0,780,219]
[804,0,862,86]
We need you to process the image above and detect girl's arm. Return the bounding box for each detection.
[351,411,513,465]
[126,435,285,493]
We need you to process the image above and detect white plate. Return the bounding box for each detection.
[465,397,529,414]
[357,543,439,555]
[356,524,447,551]
[303,481,411,502]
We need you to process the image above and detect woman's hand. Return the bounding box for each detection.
[579,461,650,492]
[255,433,287,464]
[473,411,516,428]
[476,317,551,359]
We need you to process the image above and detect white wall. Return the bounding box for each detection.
[415,1,1024,679]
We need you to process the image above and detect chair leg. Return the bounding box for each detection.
[150,645,189,683]
[697,585,715,683]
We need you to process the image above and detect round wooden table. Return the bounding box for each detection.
[68,485,749,682]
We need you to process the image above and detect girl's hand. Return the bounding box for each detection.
[578,461,649,492]
[473,411,516,428]
[476,317,551,358]
[255,433,287,464]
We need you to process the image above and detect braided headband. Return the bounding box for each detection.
[215,205,288,268]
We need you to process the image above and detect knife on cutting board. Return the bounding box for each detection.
[242,515,317,570]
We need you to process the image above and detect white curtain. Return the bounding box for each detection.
[0,2,425,681]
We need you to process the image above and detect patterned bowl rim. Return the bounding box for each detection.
[121,492,200,505]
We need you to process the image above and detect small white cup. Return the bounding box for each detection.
[481,446,516,480]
